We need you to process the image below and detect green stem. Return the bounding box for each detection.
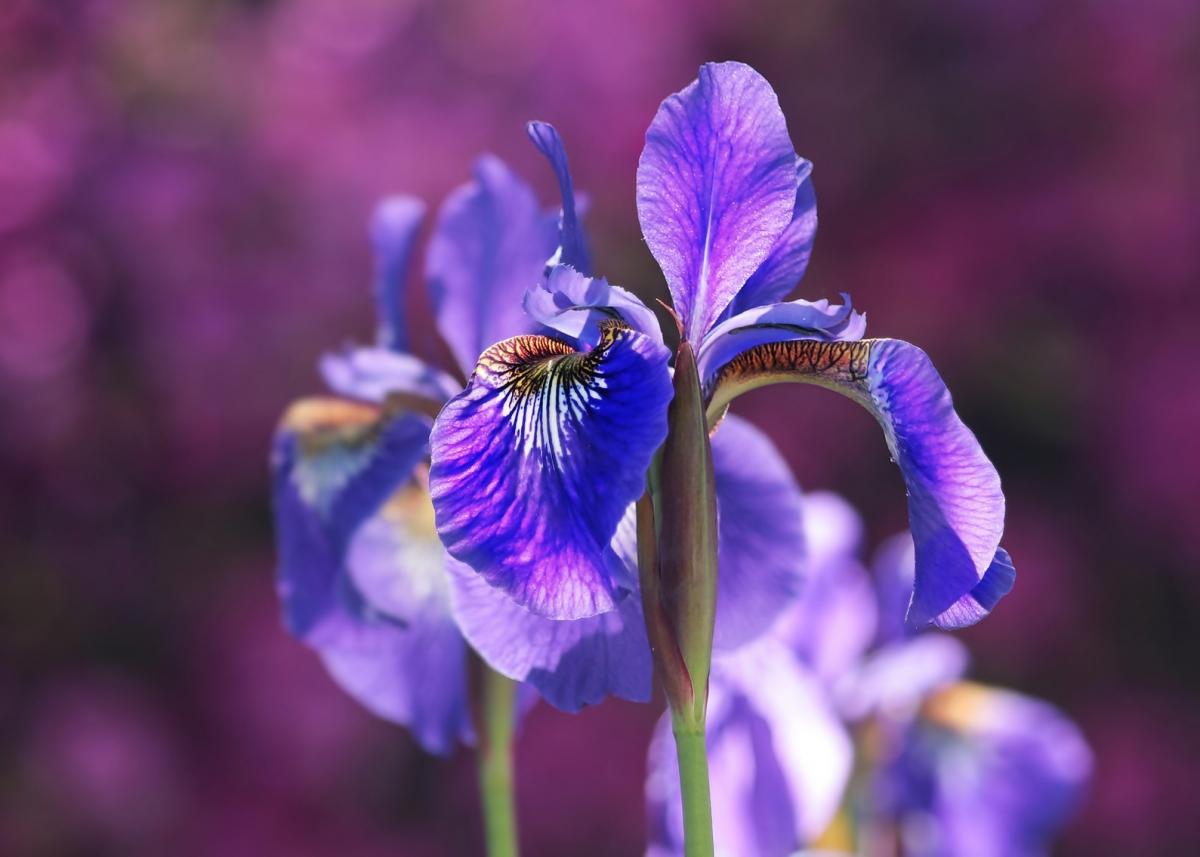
[478,668,520,857]
[672,723,715,857]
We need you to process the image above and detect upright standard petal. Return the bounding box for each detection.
[429,322,673,619]
[646,641,853,856]
[527,121,591,273]
[705,338,1008,629]
[369,196,425,351]
[726,159,818,317]
[637,62,799,343]
[710,414,807,650]
[272,398,432,637]
[426,155,558,376]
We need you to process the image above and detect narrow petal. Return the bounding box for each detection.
[320,346,461,406]
[705,338,1007,629]
[710,414,806,650]
[426,155,558,375]
[523,264,662,346]
[527,121,591,273]
[637,61,799,343]
[429,323,673,619]
[272,398,431,637]
[370,196,425,351]
[726,159,818,316]
[446,556,651,712]
[696,295,866,387]
[646,641,853,855]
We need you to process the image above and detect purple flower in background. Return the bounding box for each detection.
[429,60,1012,639]
[646,494,1088,856]
[271,129,645,747]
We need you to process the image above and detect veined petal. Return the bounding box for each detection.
[646,641,853,855]
[697,295,866,387]
[527,121,591,273]
[637,61,799,344]
[726,159,818,317]
[272,398,431,637]
[446,556,651,712]
[426,155,559,376]
[429,323,673,619]
[705,339,1007,630]
[370,196,425,351]
[710,414,806,650]
[320,346,461,406]
[524,264,663,346]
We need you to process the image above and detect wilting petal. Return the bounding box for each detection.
[370,196,425,351]
[910,683,1093,857]
[646,640,853,856]
[426,155,558,375]
[320,346,461,405]
[773,492,877,684]
[705,338,1007,630]
[727,160,818,316]
[527,121,591,274]
[430,324,673,619]
[710,414,806,650]
[696,295,865,388]
[637,62,799,344]
[272,398,432,637]
[524,264,662,346]
[447,556,651,712]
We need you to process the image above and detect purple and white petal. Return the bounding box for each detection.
[527,121,591,274]
[726,159,818,317]
[646,640,853,856]
[710,414,806,650]
[320,346,461,405]
[447,556,651,712]
[524,264,663,347]
[426,155,559,375]
[705,338,1008,630]
[637,62,799,343]
[429,325,672,619]
[369,196,425,351]
[272,399,431,637]
[696,295,865,388]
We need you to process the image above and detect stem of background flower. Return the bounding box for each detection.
[478,667,520,857]
[672,721,715,857]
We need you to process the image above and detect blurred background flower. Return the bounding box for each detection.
[1,0,1196,854]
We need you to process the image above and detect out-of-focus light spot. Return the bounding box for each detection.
[0,253,89,382]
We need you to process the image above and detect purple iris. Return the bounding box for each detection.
[271,135,634,750]
[429,60,1013,637]
[645,494,1090,856]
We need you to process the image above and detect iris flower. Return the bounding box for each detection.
[271,137,603,752]
[645,494,1089,857]
[430,60,1011,636]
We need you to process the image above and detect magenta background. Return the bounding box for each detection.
[2,1,1198,854]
